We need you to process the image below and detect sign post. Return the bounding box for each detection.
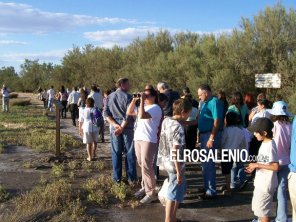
[53,99,63,157]
[255,73,281,88]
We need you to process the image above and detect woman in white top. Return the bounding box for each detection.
[249,99,270,125]
[127,88,162,204]
[79,97,99,161]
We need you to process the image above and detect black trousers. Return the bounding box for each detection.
[61,101,68,118]
[70,104,78,126]
[185,124,198,151]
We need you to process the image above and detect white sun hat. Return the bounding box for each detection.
[267,101,292,116]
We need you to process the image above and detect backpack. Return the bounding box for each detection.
[91,108,104,132]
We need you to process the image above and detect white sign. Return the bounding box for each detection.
[255,73,281,88]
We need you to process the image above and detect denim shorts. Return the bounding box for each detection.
[166,172,186,202]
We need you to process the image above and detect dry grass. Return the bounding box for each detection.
[9,93,18,99]
[10,98,31,106]
[0,93,18,99]
[1,179,95,222]
[1,122,27,129]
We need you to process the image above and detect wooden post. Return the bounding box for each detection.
[56,105,61,156]
[53,99,63,157]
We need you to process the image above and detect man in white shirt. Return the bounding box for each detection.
[88,85,104,141]
[47,86,55,111]
[67,86,80,126]
[88,85,103,110]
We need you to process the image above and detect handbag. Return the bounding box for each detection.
[158,178,169,206]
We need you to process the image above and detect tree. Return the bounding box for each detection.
[0,67,20,91]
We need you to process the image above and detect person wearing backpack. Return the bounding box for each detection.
[78,97,99,161]
[88,84,104,142]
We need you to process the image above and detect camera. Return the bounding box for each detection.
[133,93,141,98]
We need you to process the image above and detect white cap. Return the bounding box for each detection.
[267,101,292,116]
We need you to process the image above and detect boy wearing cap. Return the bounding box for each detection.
[245,117,279,222]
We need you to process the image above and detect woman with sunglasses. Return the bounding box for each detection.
[127,88,162,204]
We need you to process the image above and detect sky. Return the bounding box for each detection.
[0,0,296,73]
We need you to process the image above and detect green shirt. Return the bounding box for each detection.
[227,104,249,127]
[198,96,223,133]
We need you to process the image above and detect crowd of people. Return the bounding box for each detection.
[34,78,296,222]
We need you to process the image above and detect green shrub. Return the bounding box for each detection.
[83,177,111,207]
[87,190,108,207]
[0,142,4,153]
[111,182,132,202]
[81,161,93,173]
[68,160,80,170]
[39,175,48,185]
[0,185,10,202]
[51,164,64,177]
[69,171,75,180]
[94,161,105,171]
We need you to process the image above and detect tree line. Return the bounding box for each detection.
[1,4,296,112]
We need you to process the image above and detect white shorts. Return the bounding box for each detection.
[252,188,274,217]
[83,131,99,144]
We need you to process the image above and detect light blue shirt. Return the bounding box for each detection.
[198,96,223,133]
[289,117,296,172]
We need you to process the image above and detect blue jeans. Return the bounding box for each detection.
[48,99,53,110]
[167,170,186,202]
[275,164,290,222]
[231,162,246,188]
[110,125,137,182]
[200,131,222,196]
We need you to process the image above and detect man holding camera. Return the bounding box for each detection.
[103,78,137,183]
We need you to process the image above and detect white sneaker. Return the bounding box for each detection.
[140,195,158,204]
[134,188,145,198]
[155,186,161,193]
